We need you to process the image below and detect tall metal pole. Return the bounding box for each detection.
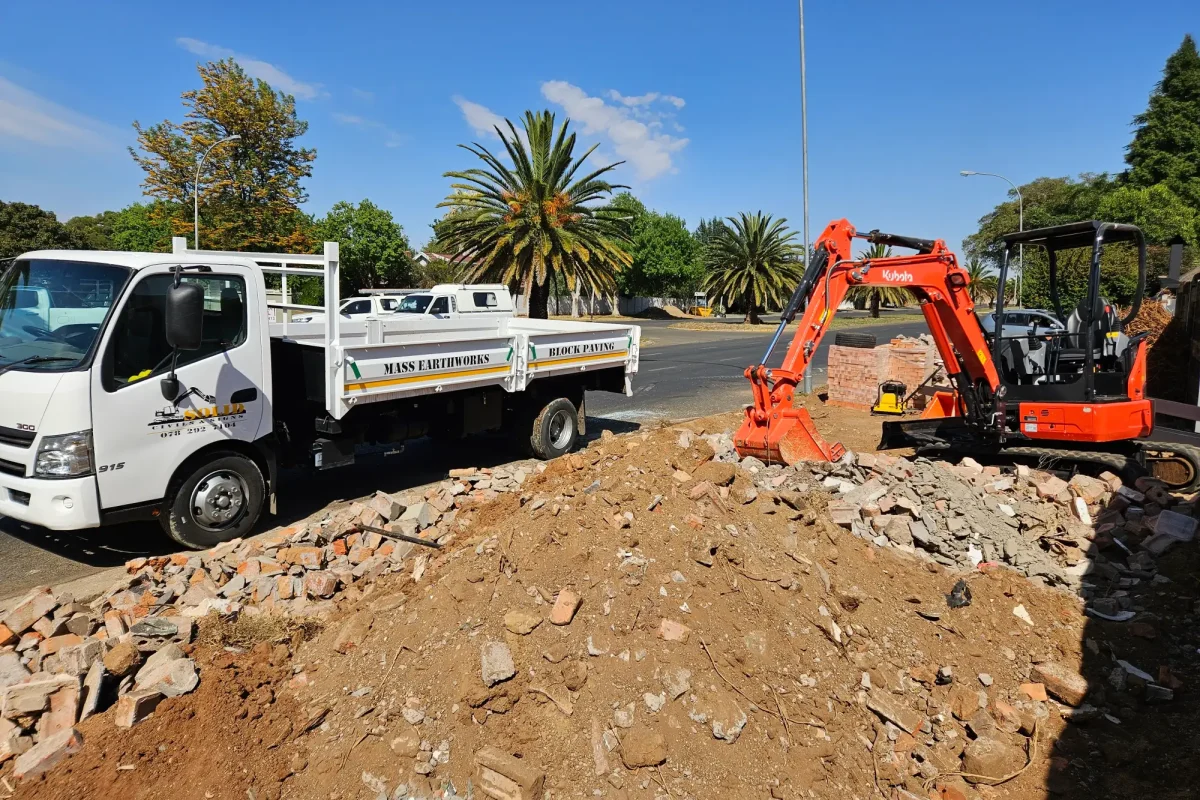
[799,0,812,394]
[960,170,1023,307]
[194,134,241,248]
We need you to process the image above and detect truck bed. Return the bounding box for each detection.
[267,314,640,419]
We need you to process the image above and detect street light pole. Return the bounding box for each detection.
[194,134,241,249]
[961,170,1023,308]
[799,0,812,394]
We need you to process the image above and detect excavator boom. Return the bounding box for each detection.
[733,219,998,464]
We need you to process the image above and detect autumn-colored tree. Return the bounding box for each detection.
[130,59,316,252]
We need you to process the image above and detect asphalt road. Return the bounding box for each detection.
[0,314,926,599]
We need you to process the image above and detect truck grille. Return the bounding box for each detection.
[0,426,35,449]
[0,458,24,477]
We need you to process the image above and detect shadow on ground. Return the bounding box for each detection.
[1044,491,1200,799]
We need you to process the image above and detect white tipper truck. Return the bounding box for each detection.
[0,239,640,549]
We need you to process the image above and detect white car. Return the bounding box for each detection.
[291,285,514,323]
[979,309,1066,339]
[291,295,405,324]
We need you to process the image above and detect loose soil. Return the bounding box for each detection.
[11,402,1200,800]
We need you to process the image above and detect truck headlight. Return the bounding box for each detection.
[35,431,95,478]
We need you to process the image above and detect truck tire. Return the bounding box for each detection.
[527,397,579,460]
[160,451,266,550]
[834,331,877,349]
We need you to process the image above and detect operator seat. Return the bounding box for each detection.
[1060,296,1125,364]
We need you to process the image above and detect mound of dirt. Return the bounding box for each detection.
[14,416,1200,800]
[634,304,690,320]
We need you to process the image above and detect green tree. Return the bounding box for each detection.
[109,202,181,252]
[1125,34,1200,209]
[703,212,803,324]
[130,58,317,252]
[611,192,703,298]
[64,211,120,250]
[694,217,731,252]
[0,201,79,258]
[846,243,912,317]
[316,199,415,293]
[438,110,632,319]
[1097,183,1198,245]
[964,257,999,305]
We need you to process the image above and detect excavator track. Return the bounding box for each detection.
[1141,441,1200,493]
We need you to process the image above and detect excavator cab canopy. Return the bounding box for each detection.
[994,221,1147,402]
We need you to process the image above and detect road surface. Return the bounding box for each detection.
[0,315,926,599]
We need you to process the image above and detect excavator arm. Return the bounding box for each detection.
[734,218,1000,464]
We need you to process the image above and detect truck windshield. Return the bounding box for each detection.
[0,259,131,370]
[396,295,432,313]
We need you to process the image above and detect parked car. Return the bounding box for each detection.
[979,309,1066,338]
[290,294,407,324]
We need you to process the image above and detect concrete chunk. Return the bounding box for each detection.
[134,658,198,697]
[13,727,82,780]
[481,640,516,686]
[474,746,545,800]
[1030,662,1089,707]
[1,673,78,719]
[114,689,164,728]
[2,589,58,636]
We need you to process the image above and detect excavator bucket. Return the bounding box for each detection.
[733,407,847,465]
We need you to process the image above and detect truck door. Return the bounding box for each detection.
[89,265,265,511]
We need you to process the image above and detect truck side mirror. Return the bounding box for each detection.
[166,282,204,351]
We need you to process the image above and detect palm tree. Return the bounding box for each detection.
[702,212,804,324]
[846,243,912,318]
[964,257,999,305]
[437,111,632,318]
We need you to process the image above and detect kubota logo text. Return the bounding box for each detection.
[881,269,913,282]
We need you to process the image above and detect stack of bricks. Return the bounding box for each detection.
[827,336,937,410]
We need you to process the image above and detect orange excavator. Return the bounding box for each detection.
[733,218,1200,487]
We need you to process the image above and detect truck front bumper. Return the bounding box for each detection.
[0,473,102,530]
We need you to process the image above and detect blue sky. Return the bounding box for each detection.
[0,1,1194,253]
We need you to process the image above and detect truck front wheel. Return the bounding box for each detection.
[161,452,266,550]
[527,397,580,460]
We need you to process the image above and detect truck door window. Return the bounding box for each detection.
[380,298,399,312]
[430,297,449,315]
[343,300,371,315]
[103,274,248,391]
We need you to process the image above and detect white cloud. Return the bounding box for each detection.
[607,90,659,107]
[176,38,323,100]
[0,76,114,150]
[351,88,375,102]
[662,95,686,109]
[541,81,688,180]
[333,112,403,148]
[453,95,508,139]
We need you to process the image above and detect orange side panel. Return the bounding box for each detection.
[1016,400,1152,442]
[921,390,962,419]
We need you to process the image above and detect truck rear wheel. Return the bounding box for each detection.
[527,397,579,460]
[161,452,266,550]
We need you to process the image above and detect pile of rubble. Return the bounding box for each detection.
[10,421,1199,798]
[0,464,532,783]
[740,447,1193,596]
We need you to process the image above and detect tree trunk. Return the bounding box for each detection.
[610,292,620,317]
[869,291,880,318]
[746,288,761,325]
[571,287,581,318]
[529,278,550,319]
